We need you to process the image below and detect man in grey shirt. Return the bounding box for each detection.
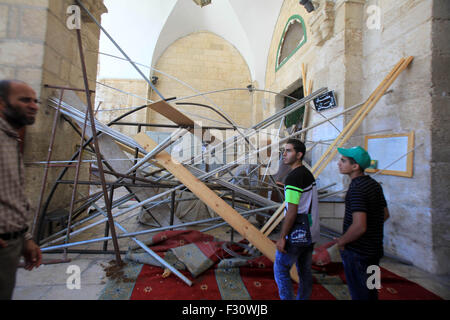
[0,80,42,300]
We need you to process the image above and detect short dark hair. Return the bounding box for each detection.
[0,80,12,103]
[0,80,26,103]
[286,139,306,160]
[346,156,364,173]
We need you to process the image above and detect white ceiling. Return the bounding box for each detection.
[98,0,284,88]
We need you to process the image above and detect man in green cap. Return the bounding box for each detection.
[336,146,390,300]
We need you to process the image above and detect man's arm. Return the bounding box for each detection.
[276,203,298,253]
[337,211,367,250]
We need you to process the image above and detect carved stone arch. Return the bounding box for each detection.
[275,15,307,72]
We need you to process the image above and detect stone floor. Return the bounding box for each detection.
[11,189,450,300]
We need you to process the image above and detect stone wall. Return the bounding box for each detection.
[148,31,254,130]
[95,78,149,137]
[0,0,106,237]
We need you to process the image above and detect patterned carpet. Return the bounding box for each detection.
[98,230,443,300]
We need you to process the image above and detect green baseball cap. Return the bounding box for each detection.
[338,146,371,170]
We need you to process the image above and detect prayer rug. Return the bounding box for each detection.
[98,230,443,300]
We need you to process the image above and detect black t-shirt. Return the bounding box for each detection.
[343,175,387,258]
[284,166,316,214]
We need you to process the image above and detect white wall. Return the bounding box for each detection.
[98,0,176,79]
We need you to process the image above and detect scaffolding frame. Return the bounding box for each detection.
[30,0,414,286]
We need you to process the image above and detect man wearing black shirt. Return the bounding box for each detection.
[274,139,320,300]
[336,146,390,300]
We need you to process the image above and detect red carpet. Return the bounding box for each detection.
[102,230,443,300]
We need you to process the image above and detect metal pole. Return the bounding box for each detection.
[64,89,92,259]
[103,187,114,252]
[76,29,122,265]
[32,89,65,239]
[132,124,142,184]
[170,191,176,229]
[44,84,95,94]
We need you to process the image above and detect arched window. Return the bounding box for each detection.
[276,15,307,71]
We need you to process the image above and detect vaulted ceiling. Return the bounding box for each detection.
[99,0,284,88]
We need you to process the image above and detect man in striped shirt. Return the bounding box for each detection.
[337,146,390,300]
[274,139,320,300]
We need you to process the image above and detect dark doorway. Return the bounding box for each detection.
[284,86,304,128]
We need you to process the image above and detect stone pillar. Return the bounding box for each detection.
[431,0,450,274]
[335,0,365,127]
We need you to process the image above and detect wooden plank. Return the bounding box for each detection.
[134,132,299,283]
[147,100,221,145]
[147,100,195,128]
[301,80,313,142]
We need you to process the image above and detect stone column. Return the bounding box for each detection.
[431,0,450,275]
[335,0,365,129]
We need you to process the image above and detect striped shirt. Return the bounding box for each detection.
[343,175,387,258]
[284,166,320,244]
[0,117,32,240]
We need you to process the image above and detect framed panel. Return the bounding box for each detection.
[364,132,415,177]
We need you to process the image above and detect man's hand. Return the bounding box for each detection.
[0,238,7,248]
[22,239,42,271]
[336,238,345,251]
[276,237,287,253]
[336,211,367,252]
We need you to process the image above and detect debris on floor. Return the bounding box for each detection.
[101,260,135,283]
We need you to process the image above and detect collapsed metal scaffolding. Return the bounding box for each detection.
[29,0,414,286]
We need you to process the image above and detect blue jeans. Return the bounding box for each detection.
[340,249,380,300]
[274,244,314,300]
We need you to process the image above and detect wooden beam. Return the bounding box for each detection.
[147,100,221,145]
[134,132,299,283]
[301,79,313,142]
[147,100,195,128]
